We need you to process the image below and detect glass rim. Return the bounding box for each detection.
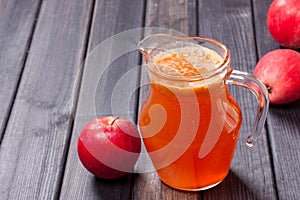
[138,34,231,82]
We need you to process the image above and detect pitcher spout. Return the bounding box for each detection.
[137,34,166,64]
[137,34,196,64]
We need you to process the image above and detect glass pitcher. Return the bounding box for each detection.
[137,34,269,191]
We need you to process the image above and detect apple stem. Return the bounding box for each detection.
[111,117,120,125]
[267,86,272,93]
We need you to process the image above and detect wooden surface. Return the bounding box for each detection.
[0,0,299,199]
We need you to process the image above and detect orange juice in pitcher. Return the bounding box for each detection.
[138,34,269,191]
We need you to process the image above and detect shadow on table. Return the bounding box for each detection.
[268,99,300,129]
[203,170,259,199]
[90,170,274,199]
[91,174,132,200]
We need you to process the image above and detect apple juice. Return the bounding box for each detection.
[139,46,242,190]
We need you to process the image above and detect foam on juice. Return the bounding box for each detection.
[149,45,225,90]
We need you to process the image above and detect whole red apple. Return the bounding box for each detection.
[77,116,141,179]
[254,49,300,104]
[267,0,300,48]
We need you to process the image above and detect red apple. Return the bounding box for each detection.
[254,49,300,104]
[77,116,141,179]
[267,0,300,48]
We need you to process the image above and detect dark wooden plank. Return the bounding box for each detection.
[266,102,300,200]
[59,0,145,199]
[251,0,278,56]
[0,0,93,199]
[198,0,277,199]
[253,0,300,199]
[132,0,200,200]
[0,0,41,141]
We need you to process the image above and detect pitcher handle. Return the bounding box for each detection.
[226,69,269,147]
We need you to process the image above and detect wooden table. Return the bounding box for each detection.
[1,0,299,199]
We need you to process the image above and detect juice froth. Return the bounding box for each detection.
[153,46,223,75]
[148,46,227,91]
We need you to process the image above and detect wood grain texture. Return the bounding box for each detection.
[251,0,278,56]
[145,0,192,35]
[59,0,145,199]
[267,103,300,200]
[0,0,93,199]
[0,0,41,141]
[253,0,300,199]
[198,0,277,199]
